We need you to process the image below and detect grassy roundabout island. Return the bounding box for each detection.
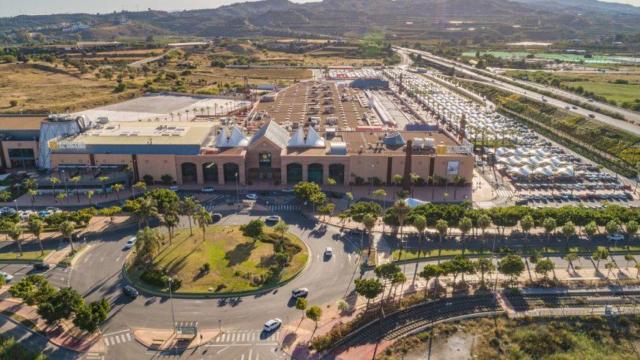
[127,221,308,295]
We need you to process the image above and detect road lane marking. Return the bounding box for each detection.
[216,346,230,354]
[103,329,130,336]
[248,349,253,360]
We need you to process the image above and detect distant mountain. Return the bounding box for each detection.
[1,0,639,43]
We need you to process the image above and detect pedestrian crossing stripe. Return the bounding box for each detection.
[268,205,300,212]
[104,332,132,347]
[84,353,104,360]
[213,330,279,344]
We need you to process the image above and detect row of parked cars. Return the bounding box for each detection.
[517,192,633,205]
[0,207,61,220]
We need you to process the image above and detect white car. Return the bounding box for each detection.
[263,318,282,332]
[607,233,624,242]
[246,193,258,200]
[265,215,281,223]
[169,185,180,191]
[123,237,137,250]
[324,247,333,258]
[291,288,309,298]
[201,187,215,193]
[0,271,14,282]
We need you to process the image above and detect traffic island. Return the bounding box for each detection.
[132,328,220,351]
[126,224,309,297]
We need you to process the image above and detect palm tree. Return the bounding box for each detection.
[28,217,45,256]
[27,189,38,206]
[584,221,597,242]
[458,217,472,254]
[59,221,76,252]
[180,197,199,236]
[195,206,212,242]
[87,190,95,206]
[542,217,557,250]
[393,200,410,261]
[111,183,124,202]
[562,221,576,249]
[8,223,24,257]
[70,176,82,202]
[274,220,289,242]
[477,213,491,249]
[98,176,110,197]
[134,196,159,228]
[435,219,448,259]
[520,215,534,248]
[362,213,376,258]
[49,177,60,197]
[162,209,179,245]
[565,252,579,273]
[132,181,147,197]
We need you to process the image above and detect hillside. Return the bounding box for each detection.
[1,0,640,43]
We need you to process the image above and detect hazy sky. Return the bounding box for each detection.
[0,0,638,17]
[0,0,318,17]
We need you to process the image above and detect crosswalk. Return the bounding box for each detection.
[267,204,300,212]
[211,330,279,345]
[83,352,104,360]
[103,330,133,347]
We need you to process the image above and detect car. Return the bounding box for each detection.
[265,215,281,223]
[607,233,625,242]
[324,247,333,258]
[281,188,294,193]
[45,207,61,213]
[246,193,258,200]
[123,237,137,250]
[201,187,215,193]
[291,288,309,298]
[33,262,52,271]
[211,213,223,223]
[263,318,282,332]
[0,207,16,216]
[169,185,180,191]
[38,210,51,218]
[0,271,13,282]
[122,285,139,298]
[588,113,595,118]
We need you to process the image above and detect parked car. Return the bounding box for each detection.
[607,233,624,242]
[169,185,180,191]
[0,271,14,282]
[45,207,61,213]
[291,288,309,299]
[246,193,258,200]
[201,187,215,193]
[263,318,282,332]
[123,237,137,250]
[122,285,139,298]
[265,215,281,223]
[211,213,223,223]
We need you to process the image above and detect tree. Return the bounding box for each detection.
[564,252,579,272]
[132,181,147,196]
[542,218,557,244]
[27,189,38,206]
[111,183,124,202]
[584,221,598,241]
[131,196,159,228]
[58,221,76,251]
[435,219,448,249]
[99,206,121,223]
[162,206,179,245]
[592,248,610,269]
[419,264,443,295]
[9,275,55,306]
[477,213,491,247]
[474,258,495,286]
[390,272,407,301]
[305,305,322,333]
[7,222,24,256]
[295,297,308,329]
[605,220,620,238]
[241,219,264,238]
[195,206,212,242]
[375,263,401,300]
[626,220,638,240]
[74,299,110,333]
[28,216,45,256]
[498,255,525,284]
[362,213,376,256]
[87,190,95,206]
[520,215,534,245]
[135,227,162,264]
[38,287,84,326]
[98,176,110,196]
[458,217,473,252]
[180,197,199,236]
[393,201,410,260]
[354,278,383,310]
[535,259,555,280]
[561,221,576,246]
[70,176,82,202]
[49,176,60,197]
[274,220,289,242]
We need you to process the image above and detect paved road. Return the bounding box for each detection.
[67,211,361,360]
[398,47,640,137]
[0,315,79,360]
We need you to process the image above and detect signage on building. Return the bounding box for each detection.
[48,139,86,151]
[447,160,460,175]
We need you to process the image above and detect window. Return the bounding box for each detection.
[8,148,34,159]
[259,152,272,169]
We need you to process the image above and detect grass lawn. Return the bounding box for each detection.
[569,80,640,105]
[139,225,308,293]
[0,249,52,261]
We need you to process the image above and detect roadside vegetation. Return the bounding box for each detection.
[378,316,640,360]
[0,335,47,360]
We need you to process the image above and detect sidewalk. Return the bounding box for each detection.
[132,328,220,351]
[0,296,99,352]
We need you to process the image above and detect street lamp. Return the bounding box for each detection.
[168,277,176,334]
[13,199,18,212]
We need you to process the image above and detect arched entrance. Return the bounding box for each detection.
[202,162,218,183]
[181,162,197,183]
[223,163,240,183]
[287,163,303,184]
[328,164,345,185]
[308,163,324,185]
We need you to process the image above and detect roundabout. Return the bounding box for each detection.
[67,211,362,359]
[125,223,310,297]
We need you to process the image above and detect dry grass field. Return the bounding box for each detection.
[0,63,137,113]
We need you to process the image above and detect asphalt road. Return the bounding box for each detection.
[0,315,78,360]
[66,210,362,360]
[398,47,640,137]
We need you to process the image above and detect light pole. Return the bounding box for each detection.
[168,277,176,334]
[13,199,18,212]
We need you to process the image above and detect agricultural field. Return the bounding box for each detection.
[463,51,640,65]
[506,69,640,109]
[0,63,136,113]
